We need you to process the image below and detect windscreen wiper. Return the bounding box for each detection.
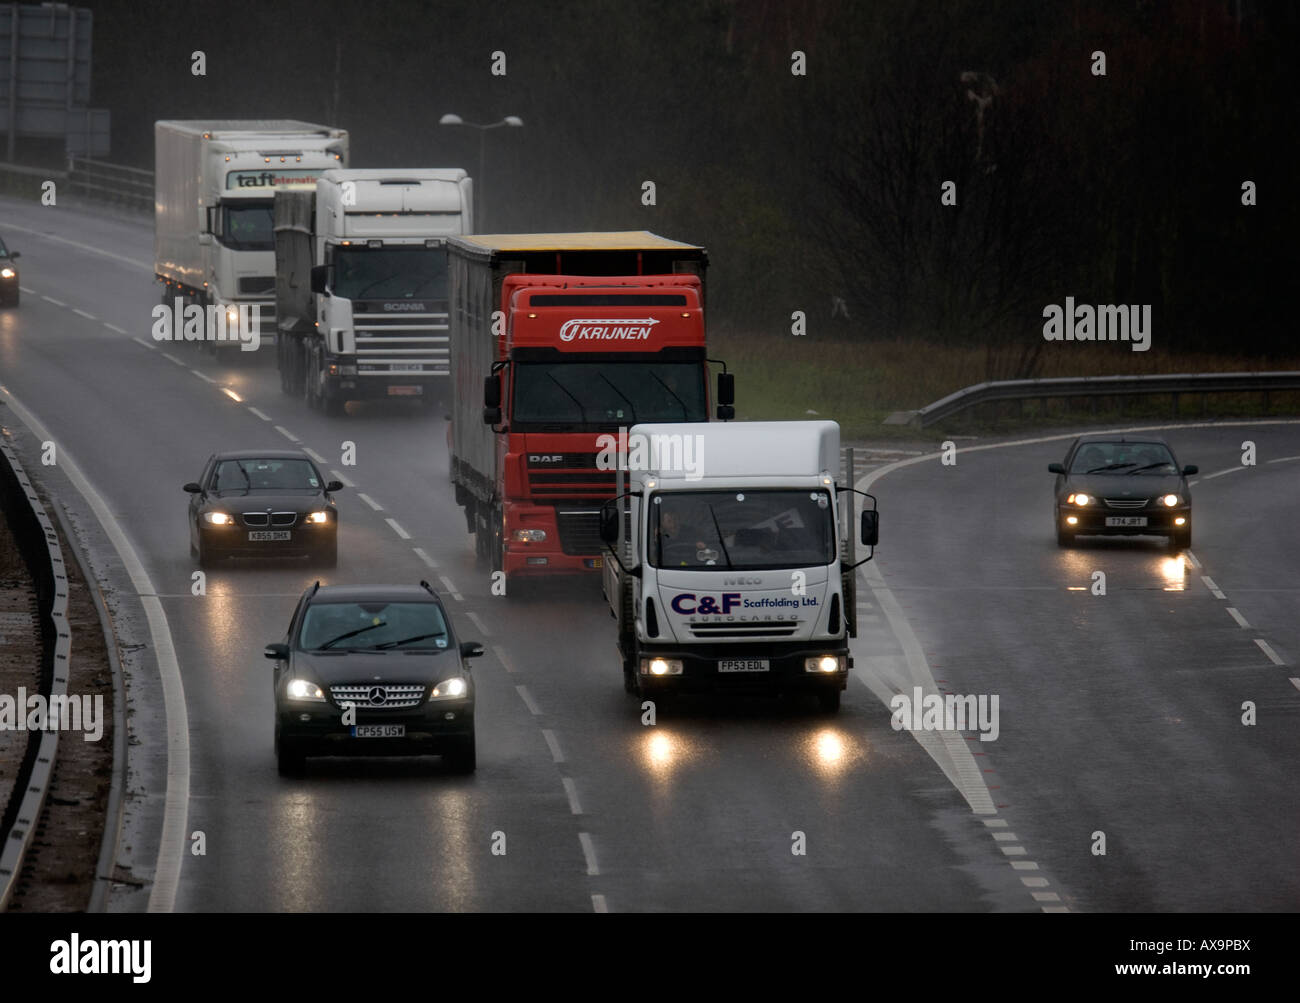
[1126,462,1169,474]
[597,372,638,423]
[546,371,588,423]
[319,621,387,649]
[647,371,689,418]
[706,504,734,568]
[1086,462,1136,473]
[373,632,448,650]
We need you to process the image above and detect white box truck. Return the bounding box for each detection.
[154,120,349,353]
[600,420,878,711]
[273,168,472,413]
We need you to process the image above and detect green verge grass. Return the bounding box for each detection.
[710,329,1300,439]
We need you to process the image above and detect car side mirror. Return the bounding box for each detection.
[326,480,344,492]
[860,510,880,547]
[310,264,329,294]
[459,641,485,659]
[184,482,202,493]
[264,642,290,660]
[8,251,18,260]
[1047,463,1066,474]
[1182,465,1198,475]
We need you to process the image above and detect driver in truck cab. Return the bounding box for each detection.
[657,503,719,566]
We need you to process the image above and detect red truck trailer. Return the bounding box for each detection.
[446,232,733,584]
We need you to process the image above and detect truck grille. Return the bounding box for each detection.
[555,507,603,555]
[238,276,275,294]
[1104,498,1149,509]
[354,308,450,377]
[688,621,801,638]
[329,683,425,709]
[242,511,298,527]
[527,453,615,497]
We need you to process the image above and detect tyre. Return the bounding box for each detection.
[312,536,338,568]
[275,729,306,776]
[7,288,17,307]
[321,387,344,417]
[1056,524,1074,547]
[1170,526,1191,551]
[197,536,222,569]
[817,688,842,713]
[444,733,476,774]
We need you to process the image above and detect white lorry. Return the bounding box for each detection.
[154,120,349,353]
[273,169,472,414]
[599,420,879,711]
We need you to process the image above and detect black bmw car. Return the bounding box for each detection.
[1049,434,1197,549]
[185,449,342,567]
[266,582,483,775]
[0,234,20,306]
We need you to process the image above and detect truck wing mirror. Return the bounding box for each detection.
[599,506,620,544]
[1047,462,1066,474]
[483,373,501,409]
[310,264,329,294]
[716,371,735,419]
[860,510,880,547]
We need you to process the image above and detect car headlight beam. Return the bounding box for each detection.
[203,511,233,525]
[1162,494,1180,507]
[286,678,325,702]
[307,510,329,524]
[430,677,468,699]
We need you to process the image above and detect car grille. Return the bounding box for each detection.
[329,684,425,709]
[1104,498,1149,509]
[555,507,603,555]
[688,621,800,638]
[242,511,298,527]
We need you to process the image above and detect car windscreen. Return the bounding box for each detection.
[650,489,835,570]
[299,601,450,651]
[1070,441,1177,474]
[213,458,321,492]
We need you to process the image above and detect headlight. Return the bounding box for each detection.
[225,305,240,324]
[1161,494,1180,507]
[1068,493,1092,506]
[430,677,467,699]
[0,268,14,279]
[286,678,325,702]
[805,655,846,673]
[203,511,233,525]
[642,657,683,676]
[511,529,547,542]
[307,510,329,524]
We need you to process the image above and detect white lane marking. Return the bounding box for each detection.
[384,517,410,539]
[0,387,188,912]
[438,574,463,601]
[1289,678,1300,693]
[515,684,541,716]
[1000,845,1028,856]
[247,407,271,422]
[412,547,438,568]
[1011,861,1040,871]
[41,294,67,307]
[1042,905,1071,913]
[465,610,491,636]
[131,337,156,350]
[72,308,97,321]
[190,370,217,385]
[1266,456,1300,464]
[993,832,1019,841]
[1032,891,1062,902]
[356,493,383,511]
[492,644,516,674]
[591,893,608,913]
[330,469,355,488]
[1184,550,1202,569]
[1200,575,1223,598]
[0,220,153,271]
[578,832,599,873]
[1202,466,1246,480]
[1226,607,1251,629]
[983,818,1009,828]
[106,323,129,335]
[274,425,300,443]
[562,778,583,815]
[1255,639,1285,666]
[161,352,185,366]
[1021,877,1050,888]
[541,728,564,762]
[303,447,327,464]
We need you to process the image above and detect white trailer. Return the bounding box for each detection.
[154,120,348,353]
[600,420,879,711]
[274,168,472,413]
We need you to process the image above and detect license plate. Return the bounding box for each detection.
[585,557,603,569]
[390,364,422,372]
[248,530,291,541]
[353,724,405,738]
[1105,516,1148,527]
[387,385,422,395]
[718,659,769,673]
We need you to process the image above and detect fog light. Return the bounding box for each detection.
[299,713,311,722]
[805,655,844,673]
[1175,516,1186,526]
[641,657,682,676]
[1066,516,1078,525]
[444,711,456,720]
[512,529,547,542]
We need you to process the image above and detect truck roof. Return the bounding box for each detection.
[155,120,343,137]
[320,168,468,183]
[451,232,703,253]
[627,421,841,481]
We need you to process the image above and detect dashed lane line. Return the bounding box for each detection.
[465,610,490,637]
[1226,607,1251,629]
[275,425,300,443]
[438,574,463,601]
[303,447,327,465]
[330,469,355,488]
[384,518,410,540]
[515,684,541,716]
[1255,639,1285,666]
[41,294,67,307]
[412,547,438,569]
[578,832,599,874]
[72,308,97,321]
[247,407,271,421]
[542,729,564,763]
[190,370,217,385]
[562,778,584,815]
[357,493,383,511]
[492,644,516,674]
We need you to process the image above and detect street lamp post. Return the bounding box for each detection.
[438,113,524,232]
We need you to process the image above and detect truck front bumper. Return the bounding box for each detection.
[634,640,851,695]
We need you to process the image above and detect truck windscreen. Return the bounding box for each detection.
[220,204,274,250]
[651,490,835,570]
[512,361,706,428]
[332,247,448,301]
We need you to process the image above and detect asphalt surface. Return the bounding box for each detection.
[1,194,1296,912]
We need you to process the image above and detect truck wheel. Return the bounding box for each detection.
[817,688,842,713]
[321,387,344,417]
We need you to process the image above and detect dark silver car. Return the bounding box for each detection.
[1049,434,1196,549]
[185,449,342,567]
